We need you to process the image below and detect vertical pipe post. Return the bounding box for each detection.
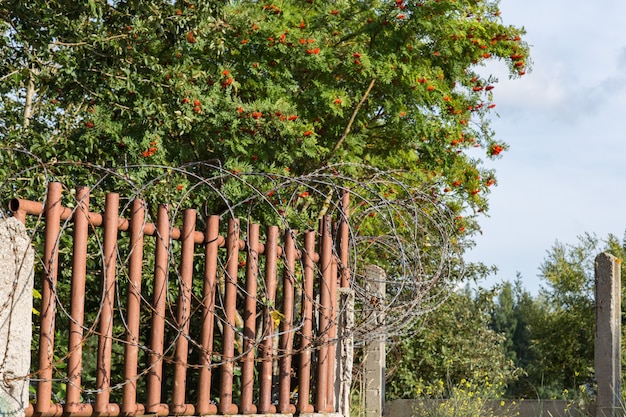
[338,191,350,288]
[258,226,279,414]
[65,187,89,413]
[122,199,146,414]
[146,205,170,413]
[94,192,119,414]
[240,223,260,414]
[315,216,332,412]
[35,182,62,414]
[171,209,197,414]
[297,231,316,414]
[336,191,354,416]
[219,218,240,415]
[196,216,220,415]
[595,252,621,417]
[278,230,297,414]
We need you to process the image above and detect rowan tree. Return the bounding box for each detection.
[0,0,531,352]
[0,0,531,404]
[1,0,529,216]
[0,0,532,343]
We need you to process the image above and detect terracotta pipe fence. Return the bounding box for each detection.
[10,182,351,417]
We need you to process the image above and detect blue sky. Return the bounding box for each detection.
[466,0,626,294]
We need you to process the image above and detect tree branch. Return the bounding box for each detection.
[23,64,38,129]
[52,34,128,47]
[332,78,376,155]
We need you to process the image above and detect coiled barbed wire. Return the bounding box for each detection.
[1,148,469,398]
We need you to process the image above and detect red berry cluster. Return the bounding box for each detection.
[142,140,159,158]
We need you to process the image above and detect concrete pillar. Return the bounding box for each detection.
[0,217,34,417]
[594,252,621,417]
[364,265,386,417]
[336,288,355,417]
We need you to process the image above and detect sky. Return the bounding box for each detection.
[466,0,626,295]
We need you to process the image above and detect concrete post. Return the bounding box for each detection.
[364,265,386,417]
[0,217,34,417]
[595,252,621,417]
[336,287,355,417]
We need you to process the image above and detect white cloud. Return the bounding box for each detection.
[618,47,626,69]
[486,62,568,114]
[466,0,626,294]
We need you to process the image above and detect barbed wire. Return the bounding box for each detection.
[0,149,468,401]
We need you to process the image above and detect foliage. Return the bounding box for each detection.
[1,0,531,355]
[491,279,517,361]
[0,0,529,217]
[490,277,539,398]
[530,234,611,397]
[409,374,520,417]
[386,287,518,400]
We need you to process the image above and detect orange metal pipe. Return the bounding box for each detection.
[258,225,279,414]
[278,229,297,413]
[29,402,169,417]
[297,231,316,414]
[8,197,214,243]
[35,182,62,414]
[122,199,146,413]
[171,209,197,413]
[196,215,220,415]
[338,191,351,288]
[240,223,260,414]
[95,192,120,414]
[65,187,90,413]
[146,205,170,413]
[9,195,72,224]
[315,216,333,412]
[219,218,240,415]
[169,404,195,416]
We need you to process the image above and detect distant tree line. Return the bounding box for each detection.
[386,232,626,401]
